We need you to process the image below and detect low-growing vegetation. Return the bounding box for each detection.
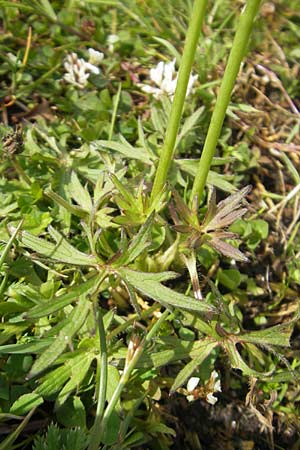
[0,1,299,449]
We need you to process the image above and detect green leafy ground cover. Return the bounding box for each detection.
[0,1,300,449]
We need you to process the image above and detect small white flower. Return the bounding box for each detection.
[88,48,104,65]
[63,50,103,89]
[206,392,218,405]
[210,371,222,393]
[85,62,100,75]
[138,58,197,101]
[186,73,198,97]
[185,371,221,405]
[214,379,222,392]
[205,370,222,405]
[186,377,200,403]
[211,370,218,381]
[107,34,119,53]
[187,376,200,392]
[184,370,222,405]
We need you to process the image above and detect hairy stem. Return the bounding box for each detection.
[150,0,208,203]
[88,308,108,450]
[191,0,261,203]
[98,309,170,443]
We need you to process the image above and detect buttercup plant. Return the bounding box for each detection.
[0,0,297,449]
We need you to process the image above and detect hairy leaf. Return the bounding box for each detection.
[0,339,54,354]
[239,321,293,347]
[10,393,43,416]
[28,296,90,378]
[35,365,71,397]
[224,341,272,378]
[55,352,94,409]
[118,268,216,313]
[22,274,100,320]
[170,339,218,392]
[12,226,98,266]
[95,139,151,164]
[112,213,153,266]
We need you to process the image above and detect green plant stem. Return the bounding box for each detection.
[98,309,170,443]
[106,303,160,341]
[191,0,261,203]
[88,308,108,450]
[11,158,31,187]
[150,0,208,203]
[0,407,36,450]
[109,82,122,140]
[0,220,23,272]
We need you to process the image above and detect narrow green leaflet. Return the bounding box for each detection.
[0,201,18,216]
[103,309,115,331]
[120,269,179,283]
[170,339,218,392]
[55,352,94,409]
[68,171,93,211]
[10,393,43,416]
[0,339,54,354]
[0,324,28,346]
[49,226,98,265]
[95,139,152,164]
[12,226,98,266]
[106,365,121,411]
[110,174,135,206]
[138,339,215,369]
[224,341,273,378]
[39,0,57,20]
[175,106,204,149]
[112,213,153,266]
[123,279,142,316]
[152,37,182,62]
[35,365,71,398]
[147,423,176,437]
[45,189,87,219]
[239,321,294,348]
[21,274,100,320]
[118,268,216,313]
[182,311,216,336]
[176,159,235,192]
[260,369,299,383]
[28,296,90,378]
[0,219,23,272]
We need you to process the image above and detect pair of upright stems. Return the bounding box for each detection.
[150,0,261,205]
[90,1,262,447]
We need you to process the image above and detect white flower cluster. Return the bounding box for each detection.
[63,48,104,89]
[187,370,222,405]
[138,59,197,100]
